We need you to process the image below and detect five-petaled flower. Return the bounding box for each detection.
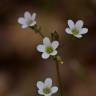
[18,11,36,28]
[65,20,88,38]
[37,37,59,59]
[37,78,58,96]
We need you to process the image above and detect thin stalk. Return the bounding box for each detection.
[30,25,44,38]
[38,31,44,38]
[31,25,63,96]
[55,61,63,96]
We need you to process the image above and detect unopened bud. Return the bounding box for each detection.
[50,31,59,41]
[54,55,64,64]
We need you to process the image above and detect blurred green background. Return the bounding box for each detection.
[0,0,96,96]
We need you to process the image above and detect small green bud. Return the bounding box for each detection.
[54,55,64,64]
[50,31,59,41]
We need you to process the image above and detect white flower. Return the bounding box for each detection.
[37,78,58,96]
[65,20,88,38]
[37,37,59,59]
[17,11,36,28]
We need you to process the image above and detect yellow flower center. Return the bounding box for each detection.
[72,28,79,35]
[43,87,51,94]
[46,47,53,54]
[27,20,33,25]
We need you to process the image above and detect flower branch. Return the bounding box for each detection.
[17,11,88,96]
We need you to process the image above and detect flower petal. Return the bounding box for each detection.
[50,50,57,56]
[68,20,75,29]
[80,28,88,34]
[38,90,44,95]
[51,86,58,94]
[37,81,44,89]
[75,20,84,29]
[65,28,72,34]
[45,93,52,96]
[24,11,32,20]
[18,17,26,25]
[43,37,51,46]
[22,24,28,28]
[32,13,36,21]
[52,41,59,50]
[37,45,45,52]
[75,34,83,39]
[45,78,52,87]
[42,52,50,59]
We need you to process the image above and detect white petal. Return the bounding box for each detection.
[80,28,88,34]
[18,17,26,25]
[37,45,45,52]
[50,50,57,56]
[43,37,51,46]
[45,93,52,96]
[32,13,36,20]
[65,28,72,34]
[22,24,28,28]
[38,90,44,95]
[30,21,36,26]
[37,81,44,89]
[68,20,75,29]
[52,41,59,50]
[51,86,58,94]
[75,20,84,29]
[45,78,52,87]
[75,34,83,39]
[42,52,50,59]
[24,11,32,20]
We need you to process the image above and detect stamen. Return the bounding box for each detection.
[72,28,79,35]
[43,87,51,94]
[46,47,53,54]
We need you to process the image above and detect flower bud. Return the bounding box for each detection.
[54,55,64,64]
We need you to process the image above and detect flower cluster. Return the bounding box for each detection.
[17,11,88,96]
[18,12,88,59]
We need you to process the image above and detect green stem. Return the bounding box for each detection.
[30,25,44,38]
[31,25,63,96]
[38,32,44,38]
[55,61,63,96]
